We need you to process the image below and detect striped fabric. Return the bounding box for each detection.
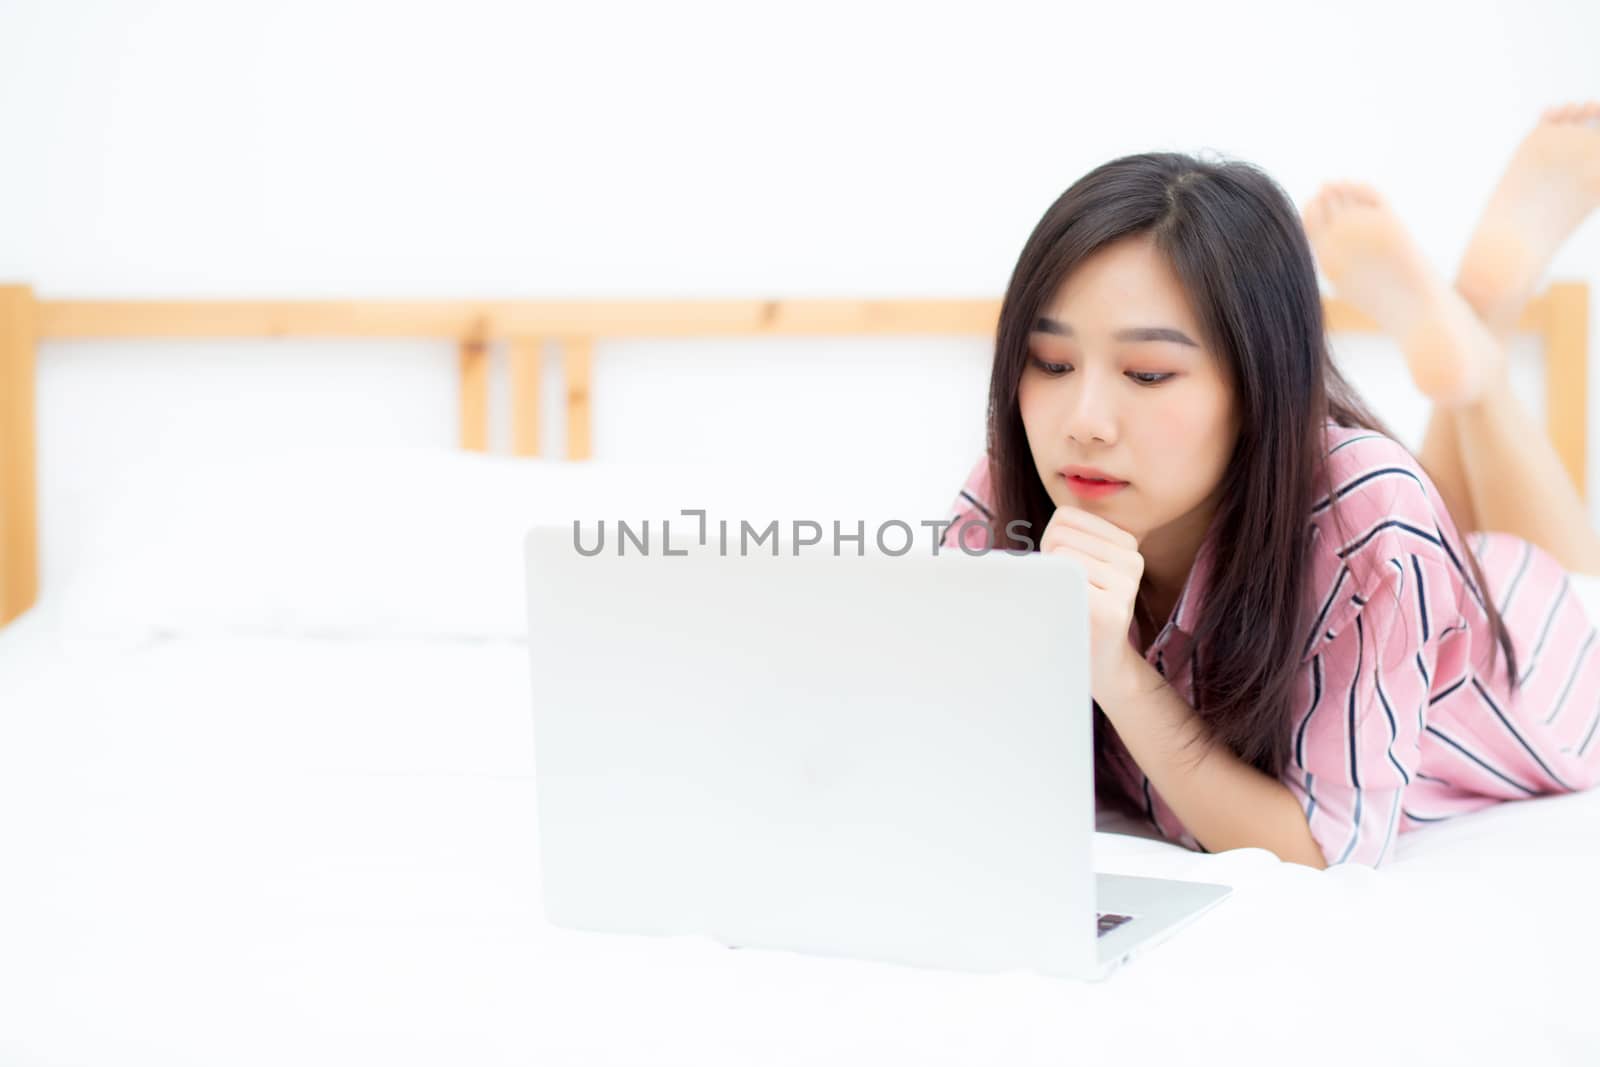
[940,419,1600,867]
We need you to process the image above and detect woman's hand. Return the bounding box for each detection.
[1040,505,1146,704]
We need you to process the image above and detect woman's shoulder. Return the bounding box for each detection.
[1314,421,1457,557]
[1317,422,1436,507]
[1300,421,1471,657]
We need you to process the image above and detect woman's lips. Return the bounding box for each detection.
[1064,474,1128,499]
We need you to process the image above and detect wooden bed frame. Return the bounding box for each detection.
[0,282,1589,628]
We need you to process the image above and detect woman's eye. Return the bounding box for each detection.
[1029,356,1172,386]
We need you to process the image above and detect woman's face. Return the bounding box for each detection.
[1018,233,1240,557]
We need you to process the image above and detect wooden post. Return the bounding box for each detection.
[458,325,490,452]
[563,337,592,460]
[509,338,542,457]
[0,285,38,626]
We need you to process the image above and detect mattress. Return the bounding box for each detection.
[4,602,1600,1067]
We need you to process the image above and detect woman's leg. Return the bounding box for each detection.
[1415,404,1479,536]
[1410,104,1600,550]
[1446,362,1600,573]
[1303,167,1600,574]
[1441,103,1600,572]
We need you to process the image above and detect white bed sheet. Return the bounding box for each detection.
[3,605,1600,1067]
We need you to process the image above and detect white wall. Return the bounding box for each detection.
[2,0,1597,586]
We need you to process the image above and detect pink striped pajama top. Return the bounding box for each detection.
[940,418,1600,867]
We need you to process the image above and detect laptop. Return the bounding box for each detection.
[522,521,1231,981]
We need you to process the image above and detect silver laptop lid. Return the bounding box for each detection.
[523,522,1098,977]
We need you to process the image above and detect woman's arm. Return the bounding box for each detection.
[1100,649,1328,869]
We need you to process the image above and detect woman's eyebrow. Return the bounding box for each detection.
[1033,316,1200,348]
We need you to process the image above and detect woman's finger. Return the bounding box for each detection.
[1048,505,1139,549]
[1042,524,1142,570]
[1047,544,1127,592]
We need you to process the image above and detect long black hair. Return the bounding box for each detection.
[981,152,1519,820]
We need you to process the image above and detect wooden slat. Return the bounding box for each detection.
[39,300,491,339]
[36,299,1006,340]
[39,295,1546,342]
[509,337,542,457]
[754,299,999,335]
[563,337,593,461]
[458,331,490,453]
[0,285,38,627]
[1542,281,1589,502]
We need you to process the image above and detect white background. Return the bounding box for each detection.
[3,0,1598,580]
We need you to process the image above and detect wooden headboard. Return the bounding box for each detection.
[0,282,1589,628]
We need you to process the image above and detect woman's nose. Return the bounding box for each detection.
[1064,367,1117,444]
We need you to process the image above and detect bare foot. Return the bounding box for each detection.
[1455,101,1600,333]
[1304,181,1504,406]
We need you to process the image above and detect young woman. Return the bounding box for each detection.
[939,103,1600,869]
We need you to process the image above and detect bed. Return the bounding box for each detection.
[0,286,1597,1066]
